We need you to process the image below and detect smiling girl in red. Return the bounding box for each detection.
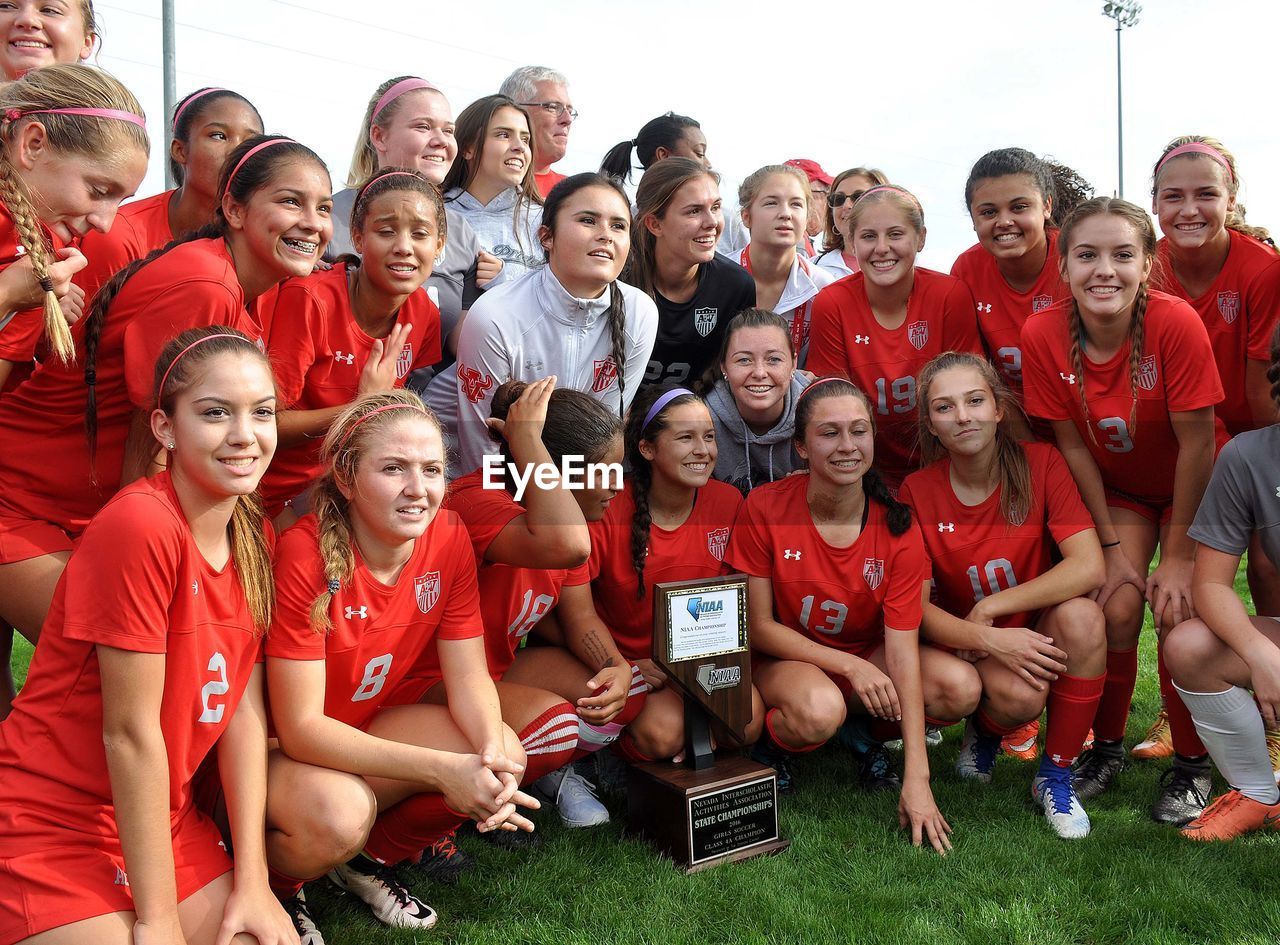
[951,149,1093,421]
[0,327,293,945]
[76,87,264,305]
[901,352,1106,838]
[727,378,979,851]
[1021,197,1222,824]
[263,170,442,520]
[0,135,330,659]
[0,0,95,79]
[265,392,535,939]
[590,385,762,764]
[808,186,981,488]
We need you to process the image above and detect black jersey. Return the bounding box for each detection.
[643,254,756,387]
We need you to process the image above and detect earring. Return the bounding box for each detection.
[166,442,175,450]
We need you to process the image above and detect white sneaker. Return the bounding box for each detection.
[533,765,610,828]
[1033,773,1091,839]
[282,889,325,945]
[955,719,999,783]
[327,856,437,929]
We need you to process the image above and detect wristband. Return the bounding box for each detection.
[1101,540,1121,548]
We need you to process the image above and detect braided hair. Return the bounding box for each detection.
[623,385,704,598]
[793,377,912,536]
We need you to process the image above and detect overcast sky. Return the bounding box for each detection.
[96,0,1280,269]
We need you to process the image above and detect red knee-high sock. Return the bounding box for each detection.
[1044,672,1105,767]
[363,793,465,866]
[1093,647,1138,743]
[616,730,656,764]
[268,866,309,900]
[518,702,581,782]
[1159,645,1207,757]
[975,707,1021,738]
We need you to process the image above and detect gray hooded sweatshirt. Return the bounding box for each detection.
[444,186,544,280]
[707,372,811,496]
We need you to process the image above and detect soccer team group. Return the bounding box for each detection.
[0,2,1278,944]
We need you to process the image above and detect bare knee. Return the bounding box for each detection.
[780,684,846,746]
[278,772,376,869]
[1103,590,1145,649]
[925,660,982,723]
[1052,598,1107,656]
[630,701,685,760]
[1163,619,1225,690]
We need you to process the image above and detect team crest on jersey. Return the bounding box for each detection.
[863,557,884,590]
[694,307,719,338]
[907,320,929,351]
[415,571,441,613]
[1217,290,1240,325]
[706,527,729,561]
[592,357,618,393]
[396,344,413,379]
[1136,354,1159,391]
[458,362,494,403]
[1032,295,1054,313]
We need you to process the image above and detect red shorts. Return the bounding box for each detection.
[0,805,232,944]
[0,512,75,565]
[1104,487,1173,528]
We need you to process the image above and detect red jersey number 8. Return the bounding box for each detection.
[198,652,230,724]
[509,590,555,640]
[799,595,849,635]
[353,654,394,702]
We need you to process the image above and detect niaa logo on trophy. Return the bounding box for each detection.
[694,307,719,338]
[415,571,441,613]
[686,596,724,621]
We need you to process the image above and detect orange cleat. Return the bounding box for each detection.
[1180,789,1280,842]
[1131,709,1173,760]
[1002,719,1040,760]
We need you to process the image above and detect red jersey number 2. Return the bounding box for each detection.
[198,652,230,724]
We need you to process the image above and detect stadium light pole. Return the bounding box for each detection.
[1101,0,1141,198]
[162,0,177,188]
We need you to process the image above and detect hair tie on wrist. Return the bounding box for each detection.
[1100,540,1121,548]
[38,277,54,293]
[327,578,341,594]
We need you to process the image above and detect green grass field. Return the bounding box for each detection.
[10,564,1277,945]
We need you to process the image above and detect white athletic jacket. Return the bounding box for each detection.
[454,266,658,472]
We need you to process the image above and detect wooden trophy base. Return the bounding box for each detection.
[627,754,790,873]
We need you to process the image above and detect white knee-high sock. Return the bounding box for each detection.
[1174,683,1279,805]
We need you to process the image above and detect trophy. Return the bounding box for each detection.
[626,575,789,871]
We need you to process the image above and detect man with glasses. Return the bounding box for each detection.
[499,65,577,197]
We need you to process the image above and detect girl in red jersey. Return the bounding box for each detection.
[76,87,264,305]
[0,135,330,656]
[1020,197,1222,824]
[813,166,888,280]
[0,327,294,945]
[727,378,980,850]
[0,0,95,79]
[900,352,1106,838]
[807,186,982,488]
[951,149,1094,425]
[265,391,537,940]
[591,385,764,764]
[444,379,641,828]
[1150,135,1280,623]
[1165,325,1280,841]
[734,164,835,368]
[263,170,443,521]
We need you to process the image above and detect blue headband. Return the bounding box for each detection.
[643,387,695,429]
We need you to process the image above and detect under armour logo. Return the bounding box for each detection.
[977,302,992,314]
[334,351,356,364]
[784,549,802,560]
[1059,372,1076,384]
[192,581,199,595]
[853,334,870,344]
[937,523,955,533]
[344,606,368,620]
[1051,753,1074,765]
[1275,485,1280,499]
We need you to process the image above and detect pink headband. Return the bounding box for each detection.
[372,78,438,124]
[338,403,427,451]
[5,106,145,128]
[855,184,920,207]
[222,137,294,198]
[1155,142,1235,184]
[797,376,851,403]
[173,87,229,130]
[355,169,421,206]
[156,333,253,407]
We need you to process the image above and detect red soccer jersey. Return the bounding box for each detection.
[0,473,261,846]
[261,264,441,512]
[726,473,928,658]
[898,442,1093,628]
[0,200,67,378]
[806,267,981,485]
[950,233,1069,405]
[75,190,177,309]
[535,169,567,198]
[1021,291,1224,506]
[0,238,270,536]
[588,479,741,662]
[1154,230,1280,435]
[443,470,589,678]
[266,510,481,731]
